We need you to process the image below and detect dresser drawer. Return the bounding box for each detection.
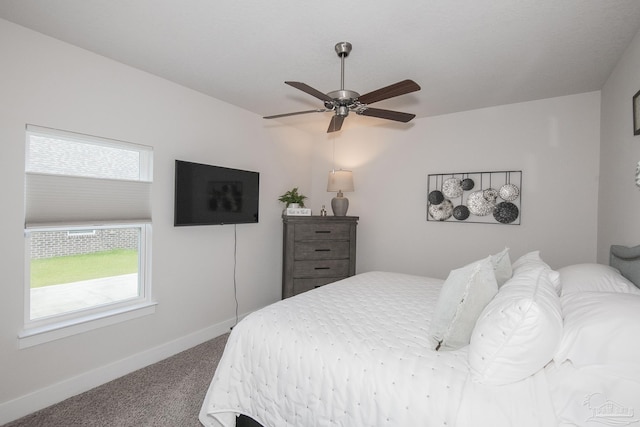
[293,259,350,278]
[294,241,350,260]
[292,277,342,295]
[294,223,351,241]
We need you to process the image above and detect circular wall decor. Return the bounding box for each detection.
[493,202,519,223]
[461,178,475,191]
[483,188,498,202]
[428,199,453,221]
[467,191,495,216]
[442,178,463,198]
[499,183,520,201]
[453,205,470,220]
[428,190,444,205]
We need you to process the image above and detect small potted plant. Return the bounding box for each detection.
[278,187,307,208]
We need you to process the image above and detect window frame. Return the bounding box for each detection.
[20,126,155,349]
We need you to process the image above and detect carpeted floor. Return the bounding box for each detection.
[3,333,229,427]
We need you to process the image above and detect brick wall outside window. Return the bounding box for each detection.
[30,229,138,259]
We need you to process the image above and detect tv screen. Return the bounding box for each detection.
[174,160,259,226]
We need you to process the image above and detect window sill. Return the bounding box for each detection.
[18,301,157,349]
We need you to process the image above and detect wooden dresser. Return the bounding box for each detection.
[282,215,358,298]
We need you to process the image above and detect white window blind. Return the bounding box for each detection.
[24,125,153,228]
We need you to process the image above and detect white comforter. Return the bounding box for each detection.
[199,271,556,427]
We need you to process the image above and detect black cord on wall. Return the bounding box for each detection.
[233,224,239,327]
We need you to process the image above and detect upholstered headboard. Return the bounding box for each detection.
[610,245,640,288]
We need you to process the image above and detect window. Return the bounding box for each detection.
[20,125,154,348]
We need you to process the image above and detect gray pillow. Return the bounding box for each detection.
[491,247,512,287]
[429,256,498,351]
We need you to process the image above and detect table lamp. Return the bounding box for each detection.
[327,169,354,216]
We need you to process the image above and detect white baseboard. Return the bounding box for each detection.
[0,316,239,425]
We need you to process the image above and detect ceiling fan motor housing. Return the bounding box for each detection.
[327,89,360,103]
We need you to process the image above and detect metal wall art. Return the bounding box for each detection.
[634,89,640,136]
[427,171,522,225]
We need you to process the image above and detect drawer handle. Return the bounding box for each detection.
[315,230,331,234]
[314,267,331,270]
[315,249,331,252]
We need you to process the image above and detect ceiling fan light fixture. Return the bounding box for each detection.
[337,105,349,117]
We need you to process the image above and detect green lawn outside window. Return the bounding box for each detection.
[30,249,138,288]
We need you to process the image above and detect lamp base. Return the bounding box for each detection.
[331,195,349,216]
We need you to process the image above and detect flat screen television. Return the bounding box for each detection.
[174,160,259,226]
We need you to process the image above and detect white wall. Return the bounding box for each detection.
[310,93,601,279]
[598,28,640,262]
[0,19,313,422]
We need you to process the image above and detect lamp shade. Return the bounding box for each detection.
[327,170,354,192]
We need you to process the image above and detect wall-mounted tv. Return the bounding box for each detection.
[174,160,259,226]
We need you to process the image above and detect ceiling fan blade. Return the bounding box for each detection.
[357,79,421,105]
[327,115,345,133]
[264,109,329,119]
[359,107,416,123]
[285,81,333,103]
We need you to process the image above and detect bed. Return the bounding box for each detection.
[199,246,640,427]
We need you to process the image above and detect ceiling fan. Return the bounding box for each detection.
[264,42,421,133]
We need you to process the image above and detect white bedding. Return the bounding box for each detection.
[199,271,557,427]
[546,361,640,426]
[548,289,640,426]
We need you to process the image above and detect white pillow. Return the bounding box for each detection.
[512,251,560,292]
[491,247,512,287]
[559,263,640,296]
[554,292,640,366]
[468,265,562,385]
[428,256,498,351]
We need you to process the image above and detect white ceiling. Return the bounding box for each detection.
[2,1,640,133]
